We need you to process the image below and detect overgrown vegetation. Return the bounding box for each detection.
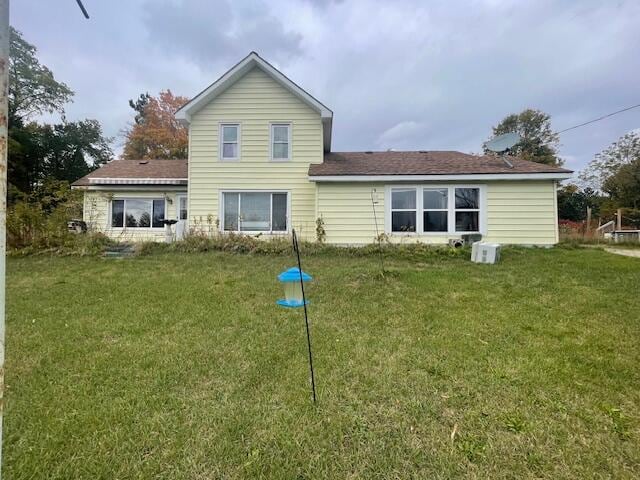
[5,248,639,478]
[134,231,471,260]
[7,180,112,255]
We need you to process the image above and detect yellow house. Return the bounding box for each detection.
[73,52,572,246]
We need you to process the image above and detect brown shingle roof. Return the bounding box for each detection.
[309,151,573,176]
[72,159,188,186]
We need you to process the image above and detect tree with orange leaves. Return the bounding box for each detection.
[122,90,189,160]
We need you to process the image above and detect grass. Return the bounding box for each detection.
[5,247,640,478]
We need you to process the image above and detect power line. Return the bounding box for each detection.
[75,0,90,19]
[557,103,640,134]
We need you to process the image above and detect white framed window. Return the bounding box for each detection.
[454,187,480,232]
[387,186,483,235]
[221,191,288,233]
[111,198,165,228]
[423,188,448,232]
[270,123,291,161]
[390,188,417,232]
[220,123,240,161]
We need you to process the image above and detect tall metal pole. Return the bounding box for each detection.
[0,0,9,475]
[370,188,385,274]
[292,229,316,403]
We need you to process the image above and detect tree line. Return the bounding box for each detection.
[7,27,640,229]
[8,27,188,206]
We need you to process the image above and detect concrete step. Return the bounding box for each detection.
[103,243,135,258]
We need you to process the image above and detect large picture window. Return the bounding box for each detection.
[111,199,165,228]
[222,192,288,232]
[389,186,481,234]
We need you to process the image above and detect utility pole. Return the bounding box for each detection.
[0,2,88,475]
[0,0,9,477]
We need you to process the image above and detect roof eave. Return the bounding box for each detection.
[175,52,333,125]
[308,172,574,182]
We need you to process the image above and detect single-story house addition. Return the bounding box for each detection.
[72,52,573,246]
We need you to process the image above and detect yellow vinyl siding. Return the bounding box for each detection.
[317,180,558,246]
[188,67,323,239]
[316,183,384,245]
[484,181,557,245]
[82,190,182,242]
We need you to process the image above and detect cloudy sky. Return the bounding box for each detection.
[11,0,640,176]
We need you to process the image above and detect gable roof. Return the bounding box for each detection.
[175,52,333,151]
[72,159,188,187]
[308,151,573,181]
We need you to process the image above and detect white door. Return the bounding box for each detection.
[176,195,188,240]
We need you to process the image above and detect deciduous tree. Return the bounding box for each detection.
[557,184,602,221]
[579,131,640,190]
[602,158,640,209]
[122,90,188,160]
[485,109,561,166]
[9,27,73,123]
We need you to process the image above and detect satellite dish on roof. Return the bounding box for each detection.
[485,132,521,153]
[485,132,521,169]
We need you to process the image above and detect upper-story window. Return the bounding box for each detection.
[271,123,291,161]
[220,123,240,161]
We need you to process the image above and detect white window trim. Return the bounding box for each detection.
[219,123,241,161]
[422,188,449,233]
[269,122,292,162]
[219,189,291,234]
[384,184,487,236]
[109,197,167,230]
[388,187,418,234]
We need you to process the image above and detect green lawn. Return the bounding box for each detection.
[5,248,640,478]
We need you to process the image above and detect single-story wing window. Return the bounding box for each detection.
[423,188,448,232]
[455,188,480,232]
[391,188,417,232]
[125,199,151,227]
[152,199,165,228]
[111,200,124,227]
[111,199,165,229]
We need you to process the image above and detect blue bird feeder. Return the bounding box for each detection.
[277,267,312,308]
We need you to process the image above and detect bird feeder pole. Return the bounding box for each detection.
[292,229,316,403]
[277,230,317,403]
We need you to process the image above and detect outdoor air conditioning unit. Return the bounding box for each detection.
[471,242,501,264]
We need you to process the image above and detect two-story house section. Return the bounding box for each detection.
[174,52,332,240]
[73,52,573,246]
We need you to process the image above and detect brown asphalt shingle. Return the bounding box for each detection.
[72,159,188,186]
[309,151,573,176]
